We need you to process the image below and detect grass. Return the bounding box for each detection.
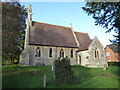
[2,65,120,88]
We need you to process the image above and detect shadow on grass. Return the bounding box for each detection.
[107,66,120,88]
[69,65,97,88]
[2,64,119,88]
[2,65,54,88]
[108,66,119,76]
[2,64,96,88]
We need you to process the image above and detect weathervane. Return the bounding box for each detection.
[70,23,72,28]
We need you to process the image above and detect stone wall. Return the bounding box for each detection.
[19,36,108,68]
[19,45,78,66]
[76,37,108,68]
[87,37,108,68]
[77,50,89,66]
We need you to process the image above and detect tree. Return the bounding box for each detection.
[2,0,27,64]
[82,2,120,48]
[54,57,76,85]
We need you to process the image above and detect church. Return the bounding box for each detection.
[19,5,108,68]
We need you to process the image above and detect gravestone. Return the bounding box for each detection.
[43,74,46,87]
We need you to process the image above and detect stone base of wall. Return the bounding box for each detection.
[19,50,29,67]
[85,63,108,69]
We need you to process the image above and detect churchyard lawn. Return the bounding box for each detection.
[2,65,120,88]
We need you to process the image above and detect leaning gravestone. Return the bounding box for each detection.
[51,65,55,80]
[103,64,107,70]
[43,74,46,87]
[51,65,54,71]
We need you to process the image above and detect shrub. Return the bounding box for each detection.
[54,57,76,85]
[108,62,120,67]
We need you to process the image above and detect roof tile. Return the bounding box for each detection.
[74,32,92,51]
[29,21,78,48]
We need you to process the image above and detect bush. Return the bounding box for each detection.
[108,62,120,67]
[54,57,76,85]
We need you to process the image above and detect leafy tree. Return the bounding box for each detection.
[54,57,77,85]
[2,0,27,64]
[82,2,120,47]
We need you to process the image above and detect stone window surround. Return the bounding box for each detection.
[95,48,100,59]
[49,48,52,58]
[71,49,73,58]
[35,47,41,57]
[60,49,65,57]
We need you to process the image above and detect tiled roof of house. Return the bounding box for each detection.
[74,32,92,51]
[29,21,78,48]
[107,44,120,53]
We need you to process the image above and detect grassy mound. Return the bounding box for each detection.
[2,65,120,88]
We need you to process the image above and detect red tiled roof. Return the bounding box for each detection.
[74,32,92,51]
[29,21,78,48]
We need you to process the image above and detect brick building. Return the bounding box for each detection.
[105,44,120,62]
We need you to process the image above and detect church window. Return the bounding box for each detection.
[49,48,52,57]
[62,51,64,57]
[95,50,97,58]
[79,55,81,64]
[95,48,99,58]
[106,52,110,56]
[36,47,41,57]
[97,50,99,58]
[71,49,73,58]
[60,49,64,57]
[86,56,89,59]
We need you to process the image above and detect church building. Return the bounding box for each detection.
[19,5,108,68]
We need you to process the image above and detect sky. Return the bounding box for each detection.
[20,2,115,47]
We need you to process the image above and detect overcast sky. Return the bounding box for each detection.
[20,2,115,47]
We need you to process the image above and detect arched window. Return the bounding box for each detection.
[71,49,73,58]
[49,48,52,57]
[97,50,99,58]
[95,50,97,58]
[95,48,99,58]
[86,56,89,59]
[60,49,64,57]
[36,47,41,57]
[79,55,81,65]
[62,51,64,57]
